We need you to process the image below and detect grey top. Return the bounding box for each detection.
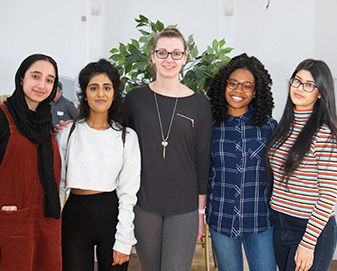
[125,84,213,215]
[51,95,78,126]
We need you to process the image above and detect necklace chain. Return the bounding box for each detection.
[153,84,180,159]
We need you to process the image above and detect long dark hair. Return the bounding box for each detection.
[207,53,274,127]
[76,59,125,128]
[265,59,337,185]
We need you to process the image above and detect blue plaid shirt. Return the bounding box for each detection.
[206,108,277,238]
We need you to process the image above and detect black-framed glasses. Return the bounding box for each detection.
[226,79,254,93]
[154,50,185,60]
[290,77,318,93]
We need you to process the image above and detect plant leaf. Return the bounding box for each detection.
[139,29,150,36]
[190,47,199,58]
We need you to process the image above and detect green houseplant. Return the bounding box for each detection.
[109,15,233,95]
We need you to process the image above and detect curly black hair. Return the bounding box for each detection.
[207,53,274,127]
[76,59,125,129]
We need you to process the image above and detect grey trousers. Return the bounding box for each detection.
[134,205,199,271]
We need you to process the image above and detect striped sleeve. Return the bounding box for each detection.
[300,125,337,251]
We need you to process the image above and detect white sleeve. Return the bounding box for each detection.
[113,128,141,254]
[56,125,72,210]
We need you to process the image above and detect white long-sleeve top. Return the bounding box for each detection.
[56,120,141,254]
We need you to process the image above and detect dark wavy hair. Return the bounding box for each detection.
[207,53,274,127]
[265,59,337,185]
[76,59,125,128]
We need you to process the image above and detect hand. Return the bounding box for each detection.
[53,120,72,135]
[197,214,205,241]
[1,205,17,211]
[294,246,314,271]
[112,250,129,266]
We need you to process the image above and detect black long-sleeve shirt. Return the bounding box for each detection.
[125,85,213,215]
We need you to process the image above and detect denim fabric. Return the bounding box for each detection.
[210,227,277,271]
[273,211,337,271]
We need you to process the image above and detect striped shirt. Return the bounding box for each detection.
[207,108,277,238]
[269,109,337,251]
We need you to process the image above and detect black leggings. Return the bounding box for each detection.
[62,191,128,271]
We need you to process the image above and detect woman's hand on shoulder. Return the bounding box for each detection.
[294,246,314,271]
[53,120,72,135]
[112,250,129,266]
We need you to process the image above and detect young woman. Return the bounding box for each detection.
[125,28,213,270]
[57,59,140,271]
[266,59,337,271]
[206,53,277,271]
[0,54,62,270]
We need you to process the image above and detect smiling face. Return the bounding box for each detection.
[85,73,114,115]
[151,37,187,80]
[225,68,255,116]
[290,69,321,110]
[21,60,56,111]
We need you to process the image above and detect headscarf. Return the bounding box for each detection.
[5,54,60,219]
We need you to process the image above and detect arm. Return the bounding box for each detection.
[194,98,213,241]
[0,107,9,166]
[113,129,141,259]
[0,106,17,211]
[55,124,72,209]
[295,127,337,270]
[197,194,206,241]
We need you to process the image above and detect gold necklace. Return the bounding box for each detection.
[153,85,180,159]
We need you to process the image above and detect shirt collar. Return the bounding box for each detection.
[226,106,253,124]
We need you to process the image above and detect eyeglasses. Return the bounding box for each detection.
[154,50,185,60]
[226,79,254,93]
[290,78,318,93]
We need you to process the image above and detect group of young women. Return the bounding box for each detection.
[0,27,336,271]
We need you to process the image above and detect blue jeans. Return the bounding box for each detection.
[209,227,277,271]
[273,211,337,271]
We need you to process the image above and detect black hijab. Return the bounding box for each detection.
[5,54,60,219]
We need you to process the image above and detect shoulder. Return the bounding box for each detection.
[61,96,75,105]
[192,92,210,104]
[265,116,278,129]
[56,121,78,144]
[315,124,334,142]
[127,85,149,98]
[125,127,138,142]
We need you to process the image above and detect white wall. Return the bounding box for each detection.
[0,0,102,97]
[0,0,336,120]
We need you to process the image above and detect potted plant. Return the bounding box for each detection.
[110,14,233,95]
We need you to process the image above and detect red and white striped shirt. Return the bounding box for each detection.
[269,109,337,251]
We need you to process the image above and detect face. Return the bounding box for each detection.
[290,69,321,110]
[54,88,62,102]
[85,73,114,115]
[21,60,56,111]
[225,68,255,116]
[151,37,187,79]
